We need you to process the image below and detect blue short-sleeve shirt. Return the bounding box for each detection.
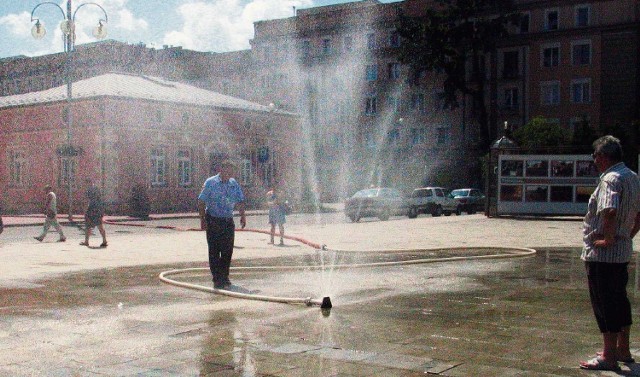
[198,174,245,218]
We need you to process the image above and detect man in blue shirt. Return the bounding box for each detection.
[198,160,246,289]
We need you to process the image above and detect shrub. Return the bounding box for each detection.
[129,184,150,219]
[513,116,569,149]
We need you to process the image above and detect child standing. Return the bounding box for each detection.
[266,186,286,245]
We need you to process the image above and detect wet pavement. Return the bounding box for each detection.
[0,212,639,376]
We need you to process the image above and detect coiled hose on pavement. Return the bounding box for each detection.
[157,229,536,308]
[104,219,536,308]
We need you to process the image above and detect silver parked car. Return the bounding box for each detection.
[407,187,458,218]
[450,188,485,214]
[345,187,409,222]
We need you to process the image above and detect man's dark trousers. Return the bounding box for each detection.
[206,215,235,287]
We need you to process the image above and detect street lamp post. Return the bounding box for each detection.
[30,1,108,222]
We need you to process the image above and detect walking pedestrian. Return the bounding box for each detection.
[34,185,66,242]
[80,180,107,248]
[198,160,246,289]
[579,135,640,371]
[266,186,286,245]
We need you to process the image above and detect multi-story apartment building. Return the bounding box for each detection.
[495,0,639,137]
[0,40,212,97]
[248,0,476,200]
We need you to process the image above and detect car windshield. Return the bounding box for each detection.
[451,190,469,197]
[352,189,379,198]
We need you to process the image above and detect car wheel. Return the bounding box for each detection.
[378,208,390,221]
[468,208,476,215]
[348,215,360,222]
[444,210,451,216]
[432,205,442,217]
[455,206,462,216]
[408,207,418,219]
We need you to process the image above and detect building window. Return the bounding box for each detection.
[263,45,271,61]
[411,93,425,112]
[182,112,190,126]
[504,88,519,109]
[365,96,377,115]
[387,129,400,145]
[519,13,530,33]
[570,117,591,137]
[411,128,426,145]
[240,158,252,185]
[333,133,345,149]
[433,91,446,110]
[389,31,401,48]
[367,33,376,50]
[366,64,378,81]
[322,38,332,55]
[9,151,27,186]
[503,51,519,78]
[541,81,561,105]
[156,109,163,123]
[177,149,192,187]
[387,96,401,112]
[302,40,311,57]
[343,36,353,52]
[59,157,76,187]
[542,46,560,67]
[436,127,450,144]
[388,63,401,80]
[571,79,591,103]
[572,41,592,65]
[575,5,590,27]
[365,133,376,148]
[545,9,559,31]
[150,147,166,186]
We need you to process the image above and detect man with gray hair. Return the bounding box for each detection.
[580,135,640,371]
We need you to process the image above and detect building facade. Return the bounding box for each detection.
[1,0,638,205]
[247,0,477,200]
[0,73,301,214]
[494,0,639,138]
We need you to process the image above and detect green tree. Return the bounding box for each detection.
[397,0,516,150]
[512,116,569,149]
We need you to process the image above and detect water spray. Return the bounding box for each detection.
[147,225,536,313]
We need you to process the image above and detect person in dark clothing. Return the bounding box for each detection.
[80,180,107,248]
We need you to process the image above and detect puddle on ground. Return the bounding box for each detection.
[2,248,640,376]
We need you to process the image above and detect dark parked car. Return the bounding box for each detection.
[345,188,408,222]
[450,188,485,214]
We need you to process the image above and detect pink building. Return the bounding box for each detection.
[0,73,301,214]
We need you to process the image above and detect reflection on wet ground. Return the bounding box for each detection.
[1,248,640,376]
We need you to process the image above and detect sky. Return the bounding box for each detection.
[0,0,400,59]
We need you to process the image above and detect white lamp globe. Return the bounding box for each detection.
[60,20,73,35]
[93,22,107,39]
[31,21,46,39]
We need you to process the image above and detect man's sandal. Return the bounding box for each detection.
[595,351,635,363]
[580,357,621,371]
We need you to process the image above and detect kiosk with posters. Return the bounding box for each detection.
[497,154,598,215]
